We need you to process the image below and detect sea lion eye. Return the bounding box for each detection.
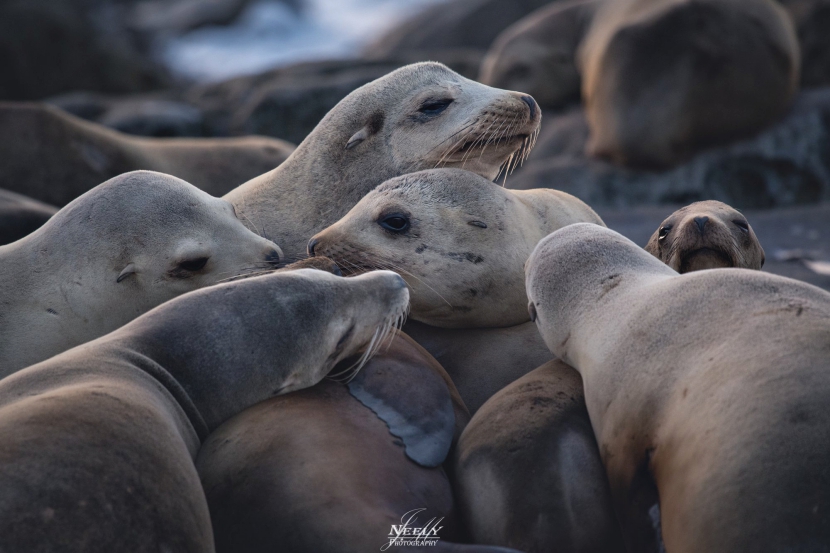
[733,220,749,232]
[419,99,453,115]
[658,225,672,240]
[172,257,209,277]
[378,213,410,234]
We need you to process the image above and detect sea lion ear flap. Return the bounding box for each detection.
[345,127,369,150]
[116,263,136,283]
[345,111,385,151]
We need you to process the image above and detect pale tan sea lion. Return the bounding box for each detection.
[224,62,542,261]
[0,170,282,375]
[0,268,410,552]
[453,360,625,553]
[309,168,602,328]
[579,0,800,167]
[526,223,830,552]
[645,200,765,272]
[479,0,599,110]
[0,102,294,205]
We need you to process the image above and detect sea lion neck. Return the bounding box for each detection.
[225,124,401,260]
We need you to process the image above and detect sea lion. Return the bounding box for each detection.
[0,188,57,245]
[579,0,800,167]
[479,0,599,110]
[645,200,765,272]
[453,360,625,553]
[0,102,294,206]
[526,223,830,552]
[0,170,282,376]
[197,332,526,553]
[308,168,602,328]
[224,62,542,261]
[403,320,553,414]
[0,268,410,553]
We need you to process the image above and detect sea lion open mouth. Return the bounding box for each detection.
[679,247,733,273]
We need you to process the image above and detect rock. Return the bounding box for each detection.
[0,0,168,101]
[509,88,830,209]
[0,102,294,205]
[48,92,205,137]
[780,0,830,88]
[363,0,557,59]
[187,54,483,144]
[479,0,598,111]
[0,189,58,245]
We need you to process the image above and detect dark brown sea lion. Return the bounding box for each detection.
[644,200,765,272]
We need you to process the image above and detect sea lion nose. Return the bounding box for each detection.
[694,216,709,234]
[265,249,281,265]
[521,95,537,119]
[307,237,319,257]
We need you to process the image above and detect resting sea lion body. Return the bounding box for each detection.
[310,168,603,328]
[454,360,624,553]
[479,0,599,110]
[403,320,552,414]
[645,200,765,272]
[579,0,800,167]
[198,331,521,553]
[0,170,282,375]
[0,102,294,205]
[0,269,410,552]
[0,188,57,245]
[526,223,830,552]
[225,62,542,261]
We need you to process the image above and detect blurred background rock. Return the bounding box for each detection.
[1,0,829,287]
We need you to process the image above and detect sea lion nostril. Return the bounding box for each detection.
[694,216,709,234]
[521,95,537,118]
[264,249,281,265]
[307,238,319,257]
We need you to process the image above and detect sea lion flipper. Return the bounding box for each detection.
[348,352,455,467]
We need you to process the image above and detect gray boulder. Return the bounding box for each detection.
[510,88,830,209]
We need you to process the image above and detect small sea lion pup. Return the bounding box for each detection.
[225,62,542,261]
[645,200,765,272]
[0,269,410,553]
[579,0,800,167]
[198,333,521,553]
[0,102,294,206]
[479,0,600,110]
[526,223,830,553]
[308,168,603,328]
[0,170,282,376]
[454,360,625,553]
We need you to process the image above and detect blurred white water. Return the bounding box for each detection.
[162,0,446,82]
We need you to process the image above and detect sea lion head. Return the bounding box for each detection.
[310,62,542,183]
[644,200,765,273]
[111,268,411,430]
[526,223,674,359]
[33,170,284,325]
[308,168,600,328]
